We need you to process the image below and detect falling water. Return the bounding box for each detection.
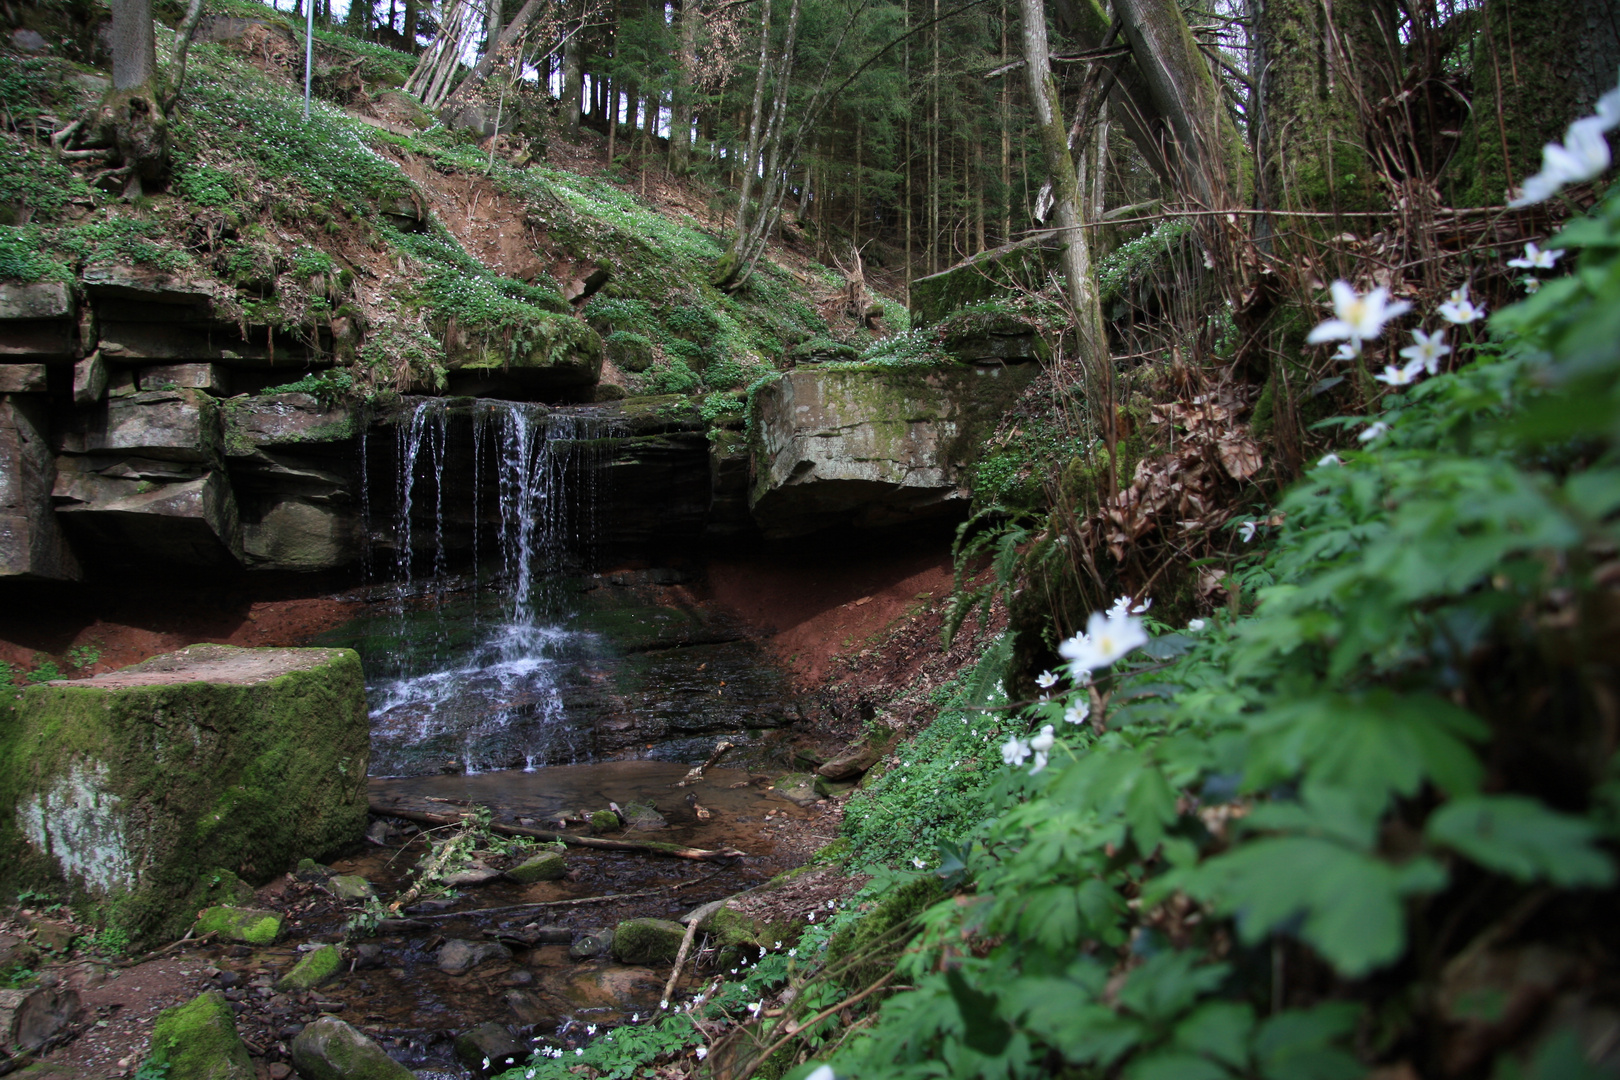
[358,400,614,776]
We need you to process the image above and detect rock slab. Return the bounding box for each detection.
[611,918,686,966]
[2,645,369,948]
[195,906,285,945]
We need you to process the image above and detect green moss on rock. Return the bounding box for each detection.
[825,877,944,991]
[610,917,685,966]
[290,1016,416,1080]
[147,990,254,1080]
[505,851,566,883]
[275,943,343,992]
[589,810,621,832]
[196,906,285,945]
[1,645,370,949]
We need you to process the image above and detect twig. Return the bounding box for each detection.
[402,867,734,922]
[745,970,897,1073]
[663,899,727,1002]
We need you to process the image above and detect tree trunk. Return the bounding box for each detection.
[1111,0,1248,206]
[563,21,583,135]
[443,0,544,110]
[1020,0,1108,376]
[485,0,503,54]
[713,0,778,286]
[102,0,169,196]
[669,0,699,173]
[110,0,156,90]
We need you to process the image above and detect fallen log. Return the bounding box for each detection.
[371,802,747,861]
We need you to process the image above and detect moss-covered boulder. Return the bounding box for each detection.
[275,943,343,992]
[610,918,685,966]
[289,1016,416,1080]
[2,645,370,948]
[747,366,1039,538]
[589,809,622,832]
[147,990,254,1080]
[327,874,374,900]
[505,851,566,884]
[444,314,603,398]
[909,234,1063,328]
[772,774,819,807]
[196,906,285,946]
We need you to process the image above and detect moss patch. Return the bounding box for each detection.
[275,943,343,992]
[824,877,944,991]
[196,906,285,945]
[610,917,685,966]
[505,851,567,883]
[147,990,254,1080]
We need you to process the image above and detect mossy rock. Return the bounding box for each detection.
[1,645,370,949]
[289,1016,416,1080]
[195,906,285,946]
[605,331,655,373]
[275,943,343,993]
[505,851,566,884]
[825,877,945,991]
[772,773,819,807]
[326,874,374,901]
[909,235,1063,328]
[787,338,858,365]
[618,802,667,831]
[147,990,254,1080]
[589,810,621,832]
[610,917,685,966]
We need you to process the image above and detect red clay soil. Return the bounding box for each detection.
[0,586,358,681]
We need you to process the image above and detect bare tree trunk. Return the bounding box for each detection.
[562,17,583,135]
[443,0,544,110]
[101,0,169,196]
[1000,0,1011,243]
[669,0,699,173]
[110,0,157,90]
[485,0,502,54]
[1020,0,1108,374]
[713,0,777,286]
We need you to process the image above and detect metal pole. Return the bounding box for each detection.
[303,0,314,120]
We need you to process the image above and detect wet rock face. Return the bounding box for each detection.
[436,939,512,975]
[747,366,1040,539]
[0,396,80,581]
[2,645,370,948]
[610,918,686,966]
[289,1016,417,1080]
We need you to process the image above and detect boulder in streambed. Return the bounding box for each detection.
[772,773,820,807]
[326,875,375,901]
[2,645,369,949]
[589,809,622,832]
[505,851,566,884]
[617,802,668,831]
[441,860,502,887]
[289,1016,416,1080]
[568,928,613,961]
[146,990,254,1080]
[437,939,512,975]
[610,918,686,966]
[275,944,343,993]
[453,1022,527,1073]
[195,907,285,946]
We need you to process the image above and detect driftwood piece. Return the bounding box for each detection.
[0,984,80,1054]
[675,740,736,787]
[663,898,728,1003]
[371,802,746,861]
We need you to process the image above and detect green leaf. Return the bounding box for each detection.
[1125,766,1180,853]
[1191,837,1446,976]
[944,969,1012,1056]
[1172,1001,1254,1068]
[1125,1050,1234,1080]
[1426,796,1616,887]
[1115,953,1229,1024]
[1252,1004,1363,1080]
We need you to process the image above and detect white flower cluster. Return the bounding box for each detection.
[1510,78,1620,207]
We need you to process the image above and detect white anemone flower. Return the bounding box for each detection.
[1507,242,1565,269]
[1374,360,1425,386]
[1359,421,1390,443]
[747,1001,763,1017]
[1001,735,1031,767]
[1239,520,1258,542]
[1064,698,1091,725]
[1510,116,1614,206]
[1522,276,1542,294]
[1035,670,1059,690]
[805,1067,836,1080]
[1187,618,1206,631]
[1058,611,1149,675]
[1306,281,1412,346]
[1333,341,1361,362]
[1318,453,1344,466]
[695,1048,709,1061]
[911,857,926,869]
[1028,725,1056,775]
[1438,284,1485,325]
[1399,327,1450,375]
[1106,595,1152,619]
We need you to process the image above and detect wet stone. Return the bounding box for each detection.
[610,918,685,966]
[290,1016,415,1080]
[568,929,613,961]
[326,874,375,901]
[436,939,512,975]
[505,851,566,884]
[441,861,502,887]
[453,1022,527,1072]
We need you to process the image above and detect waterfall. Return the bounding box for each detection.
[357,399,617,776]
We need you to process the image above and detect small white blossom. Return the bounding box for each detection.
[1028,725,1056,775]
[1106,595,1152,619]
[586,1025,597,1036]
[1064,699,1090,726]
[1374,360,1425,386]
[1359,421,1390,443]
[1522,276,1542,294]
[1306,281,1412,347]
[774,941,782,949]
[805,1067,836,1080]
[1318,453,1344,466]
[660,999,669,1010]
[1001,735,1031,767]
[1035,670,1059,690]
[1399,327,1450,375]
[482,1058,491,1070]
[827,900,836,909]
[788,947,797,957]
[1438,284,1485,325]
[575,1049,584,1057]
[1511,116,1613,207]
[1507,242,1564,270]
[748,1000,763,1016]
[1058,610,1148,676]
[1239,520,1258,542]
[1332,341,1361,362]
[911,857,926,869]
[696,1047,708,1061]
[1187,619,1206,631]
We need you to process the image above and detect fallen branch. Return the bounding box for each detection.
[371,802,747,861]
[387,815,474,914]
[393,868,733,923]
[663,898,727,1002]
[675,740,736,787]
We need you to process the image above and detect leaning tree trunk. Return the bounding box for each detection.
[562,18,583,135]
[442,0,544,111]
[100,0,170,197]
[712,0,778,288]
